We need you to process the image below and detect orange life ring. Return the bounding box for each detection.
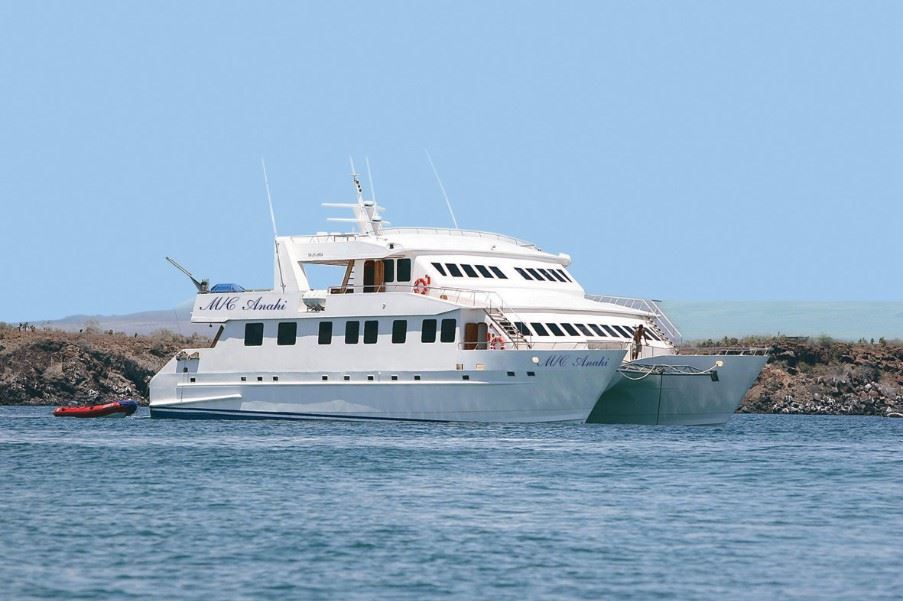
[487,333,505,350]
[413,275,431,295]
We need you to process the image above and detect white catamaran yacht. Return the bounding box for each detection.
[149,169,766,424]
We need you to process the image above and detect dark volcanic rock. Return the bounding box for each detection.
[0,326,207,405]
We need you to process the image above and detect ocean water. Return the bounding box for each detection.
[1,408,900,601]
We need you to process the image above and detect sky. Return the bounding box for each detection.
[1,1,901,322]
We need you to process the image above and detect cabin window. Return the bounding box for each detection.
[446,263,463,277]
[345,321,360,344]
[623,326,637,336]
[364,320,379,344]
[392,320,407,344]
[277,322,297,345]
[318,321,333,344]
[549,270,567,282]
[476,265,493,278]
[432,262,447,276]
[514,321,530,336]
[244,322,264,346]
[589,324,606,337]
[576,324,593,337]
[490,266,507,279]
[421,319,437,343]
[612,325,631,338]
[461,264,478,278]
[440,319,457,343]
[530,322,550,336]
[645,329,661,341]
[601,325,619,338]
[547,323,565,336]
[538,268,556,281]
[526,268,543,280]
[557,269,572,282]
[397,259,412,282]
[515,267,532,280]
[560,323,579,336]
[382,259,395,283]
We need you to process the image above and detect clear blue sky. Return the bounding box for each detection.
[1,1,901,322]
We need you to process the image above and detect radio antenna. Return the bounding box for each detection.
[425,149,459,229]
[261,158,286,292]
[365,157,377,204]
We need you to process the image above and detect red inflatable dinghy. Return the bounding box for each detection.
[53,399,139,418]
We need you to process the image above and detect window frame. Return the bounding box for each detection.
[421,318,437,343]
[244,322,264,346]
[364,320,379,344]
[277,322,297,346]
[440,318,457,343]
[345,320,360,344]
[392,320,407,344]
[318,321,333,344]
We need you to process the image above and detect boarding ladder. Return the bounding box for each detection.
[485,308,531,349]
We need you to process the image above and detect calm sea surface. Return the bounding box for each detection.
[1,407,900,601]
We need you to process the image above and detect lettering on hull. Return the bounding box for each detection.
[199,296,287,312]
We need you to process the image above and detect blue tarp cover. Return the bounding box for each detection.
[210,283,246,292]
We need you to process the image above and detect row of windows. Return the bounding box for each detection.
[513,266,572,283]
[432,262,508,280]
[244,319,458,346]
[514,321,660,341]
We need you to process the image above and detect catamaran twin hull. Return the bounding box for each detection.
[589,354,767,425]
[149,349,626,423]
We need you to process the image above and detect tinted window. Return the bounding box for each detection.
[392,320,407,344]
[461,264,478,278]
[476,265,493,278]
[623,326,637,336]
[557,269,572,282]
[560,323,579,336]
[277,322,297,345]
[601,325,619,337]
[446,263,463,277]
[440,319,456,343]
[364,320,379,344]
[538,268,556,281]
[490,266,507,279]
[576,324,593,336]
[612,325,631,338]
[515,267,532,280]
[318,321,333,344]
[244,322,264,346]
[421,319,437,343]
[589,324,606,336]
[382,259,395,283]
[431,262,447,276]
[645,329,661,341]
[526,268,543,280]
[345,321,360,344]
[397,259,412,282]
[547,323,565,336]
[515,321,531,335]
[530,322,549,336]
[549,270,567,282]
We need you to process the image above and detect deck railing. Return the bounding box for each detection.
[585,295,682,345]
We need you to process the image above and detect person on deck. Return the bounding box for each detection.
[631,324,646,360]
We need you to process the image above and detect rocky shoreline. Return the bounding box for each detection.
[2,325,903,416]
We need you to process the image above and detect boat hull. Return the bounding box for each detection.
[587,354,767,425]
[53,399,139,418]
[149,349,625,423]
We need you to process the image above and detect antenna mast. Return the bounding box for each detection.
[261,158,286,292]
[425,149,459,229]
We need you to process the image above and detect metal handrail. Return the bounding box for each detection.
[586,294,682,344]
[325,282,506,311]
[382,227,538,249]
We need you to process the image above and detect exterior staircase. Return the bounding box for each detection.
[485,309,531,349]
